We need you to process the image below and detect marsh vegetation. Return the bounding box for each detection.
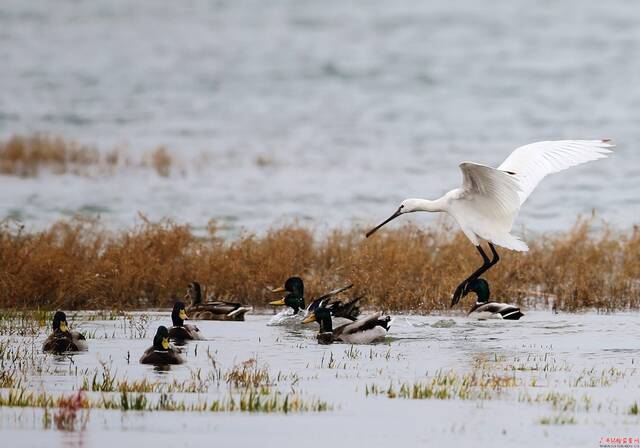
[1,216,638,312]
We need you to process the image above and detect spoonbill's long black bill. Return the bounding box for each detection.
[365,207,402,238]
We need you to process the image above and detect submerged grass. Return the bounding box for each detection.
[0,388,330,414]
[366,368,518,401]
[0,347,329,416]
[0,215,639,311]
[539,414,577,425]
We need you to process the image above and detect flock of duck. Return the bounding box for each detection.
[42,139,615,365]
[42,276,522,365]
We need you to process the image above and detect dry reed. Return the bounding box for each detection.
[0,216,638,312]
[0,134,177,177]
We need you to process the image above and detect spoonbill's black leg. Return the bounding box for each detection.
[451,243,500,307]
[488,243,500,267]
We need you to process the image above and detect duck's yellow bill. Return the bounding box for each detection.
[60,321,68,332]
[179,309,188,320]
[269,298,286,306]
[270,286,286,293]
[302,313,316,324]
[162,337,169,350]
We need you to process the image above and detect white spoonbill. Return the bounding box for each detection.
[365,139,614,306]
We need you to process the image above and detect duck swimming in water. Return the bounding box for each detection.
[42,311,88,353]
[140,326,185,365]
[168,301,205,342]
[185,282,252,321]
[302,305,391,345]
[466,278,524,320]
[268,277,362,326]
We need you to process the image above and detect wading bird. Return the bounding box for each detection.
[365,140,614,306]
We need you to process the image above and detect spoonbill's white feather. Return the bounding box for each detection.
[451,162,526,251]
[497,139,613,205]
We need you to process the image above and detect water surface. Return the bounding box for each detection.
[1,0,638,233]
[1,311,639,447]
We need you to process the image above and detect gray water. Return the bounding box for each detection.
[1,311,640,447]
[1,0,638,233]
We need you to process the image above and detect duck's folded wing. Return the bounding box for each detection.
[185,324,201,333]
[72,331,86,341]
[205,301,242,313]
[473,302,523,319]
[341,312,385,335]
[473,303,506,314]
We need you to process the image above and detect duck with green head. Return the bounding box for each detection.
[302,305,391,345]
[185,282,252,321]
[168,301,205,342]
[268,276,363,326]
[465,278,524,320]
[269,277,306,313]
[140,326,185,365]
[42,311,88,353]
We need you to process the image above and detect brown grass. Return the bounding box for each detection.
[0,217,638,312]
[0,134,177,177]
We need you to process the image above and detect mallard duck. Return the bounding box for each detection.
[302,305,391,345]
[168,301,205,341]
[185,282,252,321]
[466,278,524,320]
[269,277,306,314]
[268,277,362,326]
[140,326,185,365]
[42,311,88,353]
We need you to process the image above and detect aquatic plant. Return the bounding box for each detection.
[0,134,179,177]
[54,391,89,431]
[539,414,577,425]
[366,369,518,401]
[224,358,272,389]
[0,215,638,311]
[0,388,330,415]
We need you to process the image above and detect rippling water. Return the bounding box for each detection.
[1,311,640,447]
[1,0,638,233]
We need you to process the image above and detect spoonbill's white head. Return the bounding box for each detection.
[365,198,422,238]
[397,198,427,213]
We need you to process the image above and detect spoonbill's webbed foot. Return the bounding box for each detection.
[450,243,500,307]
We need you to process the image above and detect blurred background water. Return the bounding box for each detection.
[0,0,638,234]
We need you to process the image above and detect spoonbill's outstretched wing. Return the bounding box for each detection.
[456,162,526,250]
[497,139,614,205]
